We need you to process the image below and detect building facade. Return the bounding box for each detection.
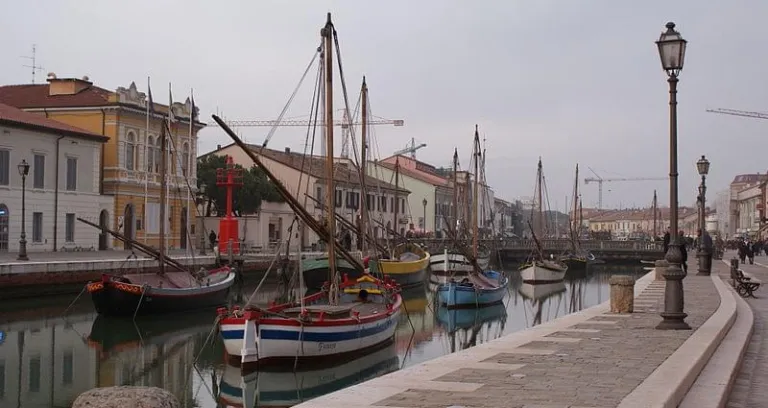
[0,76,201,251]
[0,102,112,253]
[201,144,408,249]
[586,207,696,238]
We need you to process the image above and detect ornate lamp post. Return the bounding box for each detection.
[696,155,711,275]
[656,22,690,330]
[422,198,428,231]
[17,159,30,261]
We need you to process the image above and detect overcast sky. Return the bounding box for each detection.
[2,1,767,210]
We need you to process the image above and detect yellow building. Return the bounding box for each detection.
[0,74,202,250]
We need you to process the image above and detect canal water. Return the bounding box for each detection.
[0,264,647,408]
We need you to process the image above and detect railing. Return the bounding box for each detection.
[405,238,664,252]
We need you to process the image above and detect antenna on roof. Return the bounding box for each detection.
[21,44,44,84]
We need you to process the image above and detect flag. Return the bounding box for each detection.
[190,92,197,123]
[168,83,175,123]
[147,78,155,115]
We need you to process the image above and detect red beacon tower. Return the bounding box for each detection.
[215,155,244,255]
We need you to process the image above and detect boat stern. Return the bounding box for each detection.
[218,308,249,362]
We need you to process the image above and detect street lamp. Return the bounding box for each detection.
[656,22,690,330]
[422,198,427,231]
[696,155,711,275]
[17,159,30,261]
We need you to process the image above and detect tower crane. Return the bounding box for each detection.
[706,107,768,120]
[584,167,666,209]
[393,137,427,159]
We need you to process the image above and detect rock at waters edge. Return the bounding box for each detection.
[72,386,179,408]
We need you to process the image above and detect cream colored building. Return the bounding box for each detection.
[200,144,408,249]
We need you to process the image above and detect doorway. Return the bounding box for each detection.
[123,203,134,250]
[180,207,187,250]
[98,209,109,250]
[0,204,8,252]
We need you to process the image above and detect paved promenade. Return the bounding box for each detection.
[726,254,768,408]
[295,265,730,408]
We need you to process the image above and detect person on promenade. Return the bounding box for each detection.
[679,230,688,273]
[747,241,755,265]
[209,230,217,251]
[738,240,747,264]
[663,227,671,254]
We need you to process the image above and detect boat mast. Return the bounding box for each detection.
[472,126,480,263]
[393,156,400,240]
[359,77,368,253]
[570,164,579,251]
[537,158,544,238]
[464,172,471,238]
[452,148,459,232]
[158,123,167,275]
[652,189,658,237]
[321,13,338,303]
[578,196,583,238]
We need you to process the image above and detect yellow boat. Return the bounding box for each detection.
[369,243,430,287]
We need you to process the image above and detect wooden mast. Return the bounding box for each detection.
[158,123,167,275]
[393,156,400,240]
[570,164,579,252]
[537,158,544,238]
[322,13,338,303]
[452,148,459,232]
[359,77,368,253]
[472,125,480,265]
[464,172,471,237]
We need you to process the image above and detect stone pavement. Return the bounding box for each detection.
[0,249,198,264]
[295,269,722,408]
[726,253,768,408]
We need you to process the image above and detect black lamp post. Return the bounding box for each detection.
[422,198,427,231]
[696,155,711,275]
[656,22,690,330]
[17,159,30,261]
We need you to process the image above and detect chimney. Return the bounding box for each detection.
[216,144,221,150]
[47,75,93,96]
[285,147,291,154]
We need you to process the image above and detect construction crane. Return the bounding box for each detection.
[393,137,427,159]
[706,107,768,120]
[584,167,666,210]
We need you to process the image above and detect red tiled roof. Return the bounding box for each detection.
[732,174,768,185]
[0,102,108,141]
[376,161,451,187]
[0,84,113,109]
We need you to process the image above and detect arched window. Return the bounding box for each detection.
[181,142,190,176]
[154,136,162,173]
[125,132,136,171]
[147,135,155,173]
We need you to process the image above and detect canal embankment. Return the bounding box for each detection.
[293,261,748,408]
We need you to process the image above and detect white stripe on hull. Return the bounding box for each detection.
[221,323,245,357]
[430,253,474,273]
[240,311,400,364]
[519,262,567,283]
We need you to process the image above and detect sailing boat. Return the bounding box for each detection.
[558,164,595,270]
[436,126,508,308]
[216,14,402,366]
[519,158,568,283]
[82,119,236,317]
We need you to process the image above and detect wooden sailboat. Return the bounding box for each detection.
[216,14,402,367]
[436,126,508,308]
[559,164,595,270]
[82,122,236,317]
[518,158,568,283]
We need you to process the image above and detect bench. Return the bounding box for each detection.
[731,269,761,298]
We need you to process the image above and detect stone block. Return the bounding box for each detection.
[609,275,635,313]
[654,260,668,280]
[72,386,179,408]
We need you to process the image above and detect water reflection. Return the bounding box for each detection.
[0,263,645,408]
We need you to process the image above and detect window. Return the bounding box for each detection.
[32,212,42,242]
[181,142,190,176]
[66,157,77,191]
[345,191,359,209]
[28,356,40,392]
[335,190,342,208]
[125,132,136,171]
[33,154,44,189]
[315,186,323,207]
[65,213,75,242]
[366,194,374,211]
[62,351,74,386]
[391,197,395,213]
[380,196,387,212]
[147,136,155,173]
[0,149,9,185]
[154,137,161,173]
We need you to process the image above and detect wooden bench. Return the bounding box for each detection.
[731,269,761,298]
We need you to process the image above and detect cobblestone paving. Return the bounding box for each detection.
[375,274,720,408]
[725,254,768,408]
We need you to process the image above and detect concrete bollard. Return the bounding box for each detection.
[609,275,635,313]
[72,386,179,408]
[730,258,739,286]
[654,259,669,281]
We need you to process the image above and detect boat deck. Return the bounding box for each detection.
[468,273,499,289]
[282,302,389,319]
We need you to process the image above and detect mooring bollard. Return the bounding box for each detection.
[609,275,635,313]
[654,259,669,281]
[730,258,739,286]
[72,386,179,408]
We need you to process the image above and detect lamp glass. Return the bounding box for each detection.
[17,159,29,177]
[656,22,687,74]
[696,155,710,176]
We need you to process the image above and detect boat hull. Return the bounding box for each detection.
[370,246,430,287]
[519,261,568,283]
[87,270,236,317]
[302,257,361,289]
[429,252,473,274]
[436,270,508,308]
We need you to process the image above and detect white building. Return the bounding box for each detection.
[0,102,113,253]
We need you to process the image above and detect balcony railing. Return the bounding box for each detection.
[404,238,664,252]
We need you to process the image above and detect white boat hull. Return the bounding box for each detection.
[430,252,474,274]
[519,261,567,283]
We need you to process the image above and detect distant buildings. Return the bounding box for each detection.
[727,173,768,238]
[583,206,698,238]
